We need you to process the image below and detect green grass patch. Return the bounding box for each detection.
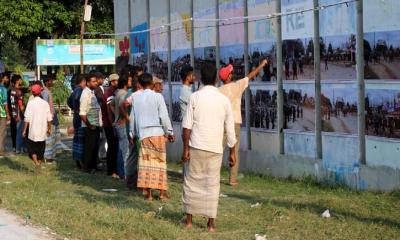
[0,153,399,239]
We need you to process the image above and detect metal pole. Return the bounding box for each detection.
[167,0,173,119]
[128,0,132,31]
[37,65,40,82]
[128,0,132,65]
[215,0,221,79]
[190,0,195,68]
[356,0,366,165]
[80,0,89,74]
[244,0,252,150]
[314,0,322,160]
[276,0,284,155]
[36,37,40,81]
[146,0,151,73]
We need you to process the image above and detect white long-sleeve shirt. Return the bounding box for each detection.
[182,85,236,154]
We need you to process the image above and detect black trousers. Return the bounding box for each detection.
[104,126,118,175]
[83,127,100,171]
[10,119,16,149]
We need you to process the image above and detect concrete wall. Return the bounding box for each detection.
[167,123,400,192]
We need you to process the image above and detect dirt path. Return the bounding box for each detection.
[0,209,61,240]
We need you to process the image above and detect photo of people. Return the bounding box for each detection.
[162,84,182,122]
[240,84,310,132]
[366,88,400,139]
[364,30,400,79]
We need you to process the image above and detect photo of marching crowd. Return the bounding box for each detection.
[366,89,400,139]
[240,83,360,135]
[364,30,400,79]
[240,85,309,132]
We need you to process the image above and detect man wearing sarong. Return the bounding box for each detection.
[68,75,86,169]
[41,75,61,163]
[219,59,268,186]
[130,73,175,201]
[181,63,237,232]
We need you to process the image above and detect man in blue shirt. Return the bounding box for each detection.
[130,73,175,201]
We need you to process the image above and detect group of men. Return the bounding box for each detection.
[66,58,268,232]
[68,68,171,201]
[0,72,61,165]
[1,57,268,232]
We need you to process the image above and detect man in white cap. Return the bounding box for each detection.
[103,73,119,178]
[152,76,164,94]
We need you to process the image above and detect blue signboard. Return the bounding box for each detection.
[36,39,115,66]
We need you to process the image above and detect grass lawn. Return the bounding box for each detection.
[0,152,399,240]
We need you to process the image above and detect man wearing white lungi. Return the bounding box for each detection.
[181,63,237,232]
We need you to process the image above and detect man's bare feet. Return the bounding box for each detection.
[180,219,192,229]
[207,218,216,232]
[145,189,153,201]
[181,215,193,229]
[229,180,239,186]
[146,196,153,201]
[159,190,170,201]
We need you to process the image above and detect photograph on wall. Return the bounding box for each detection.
[162,84,182,122]
[194,0,216,82]
[149,0,168,81]
[219,0,245,79]
[318,34,357,80]
[171,0,191,82]
[319,0,356,81]
[248,0,277,82]
[244,83,313,132]
[245,84,278,130]
[364,30,400,80]
[321,83,358,134]
[282,38,314,80]
[282,83,315,132]
[365,86,400,139]
[129,0,148,71]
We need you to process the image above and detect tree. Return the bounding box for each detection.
[328,43,333,55]
[52,70,71,107]
[0,0,114,69]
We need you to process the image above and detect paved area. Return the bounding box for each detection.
[0,209,58,240]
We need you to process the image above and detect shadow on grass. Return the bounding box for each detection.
[0,156,33,173]
[54,154,185,225]
[225,192,266,204]
[269,199,400,229]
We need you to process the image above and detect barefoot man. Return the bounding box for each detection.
[130,73,175,201]
[219,59,268,186]
[23,83,52,167]
[181,63,237,232]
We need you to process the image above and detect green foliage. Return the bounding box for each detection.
[0,0,114,68]
[52,70,71,106]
